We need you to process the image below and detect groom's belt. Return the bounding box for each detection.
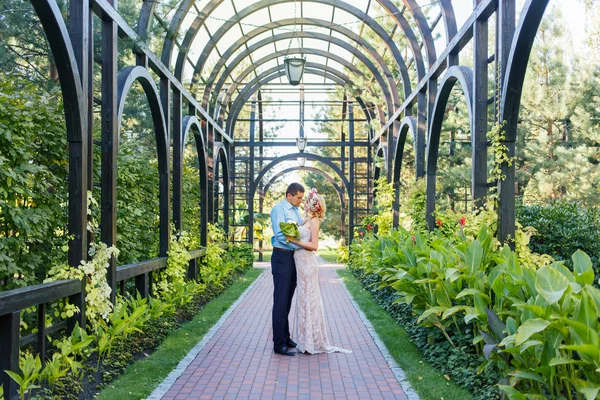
[273,247,294,253]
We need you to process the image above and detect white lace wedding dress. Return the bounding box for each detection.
[293,224,352,354]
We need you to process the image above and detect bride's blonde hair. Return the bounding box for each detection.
[304,188,326,221]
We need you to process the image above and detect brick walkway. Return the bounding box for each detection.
[153,261,413,400]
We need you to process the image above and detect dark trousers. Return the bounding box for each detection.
[271,249,296,349]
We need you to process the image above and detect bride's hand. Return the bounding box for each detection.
[285,235,297,244]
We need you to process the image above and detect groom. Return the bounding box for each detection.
[270,182,305,356]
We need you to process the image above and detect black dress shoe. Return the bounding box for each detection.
[274,346,296,356]
[286,340,297,348]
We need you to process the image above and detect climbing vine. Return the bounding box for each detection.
[153,229,191,299]
[44,192,117,327]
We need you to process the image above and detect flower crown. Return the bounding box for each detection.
[304,188,325,220]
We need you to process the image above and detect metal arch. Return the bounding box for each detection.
[374,146,386,183]
[226,67,373,138]
[425,65,474,230]
[214,48,370,117]
[31,0,84,142]
[498,0,550,243]
[203,32,389,112]
[385,0,435,69]
[218,57,386,125]
[226,67,374,136]
[391,116,418,227]
[500,0,550,143]
[209,43,392,120]
[30,0,88,267]
[262,167,345,207]
[163,0,427,82]
[179,1,411,102]
[160,0,196,67]
[251,153,351,202]
[176,115,209,246]
[137,0,157,39]
[191,18,400,109]
[213,143,230,232]
[116,65,170,254]
[438,0,458,47]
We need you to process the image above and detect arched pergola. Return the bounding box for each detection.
[2,0,563,395]
[19,0,553,252]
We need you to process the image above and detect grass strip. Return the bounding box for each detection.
[317,249,339,263]
[97,268,264,400]
[337,269,473,400]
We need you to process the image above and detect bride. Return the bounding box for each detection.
[285,188,351,355]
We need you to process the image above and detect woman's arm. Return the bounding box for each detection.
[288,219,320,251]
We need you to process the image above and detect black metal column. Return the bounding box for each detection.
[101,0,118,302]
[472,0,489,206]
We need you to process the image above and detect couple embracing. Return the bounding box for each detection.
[269,183,351,356]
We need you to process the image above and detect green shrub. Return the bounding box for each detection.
[0,75,69,289]
[517,200,600,278]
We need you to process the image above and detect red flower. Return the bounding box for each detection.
[359,231,365,237]
[411,235,416,244]
[436,219,442,227]
[459,216,466,226]
[366,224,373,230]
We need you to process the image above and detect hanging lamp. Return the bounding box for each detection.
[283,0,305,86]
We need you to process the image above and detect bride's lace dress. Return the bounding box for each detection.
[293,225,351,354]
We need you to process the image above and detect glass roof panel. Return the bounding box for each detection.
[187,25,210,70]
[303,3,334,21]
[328,43,353,61]
[308,55,329,67]
[342,0,370,11]
[216,24,244,55]
[239,8,272,34]
[246,30,276,48]
[204,1,235,37]
[301,38,330,53]
[325,59,345,73]
[251,42,278,61]
[232,0,264,12]
[332,7,362,28]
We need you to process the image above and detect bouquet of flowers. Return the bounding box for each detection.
[279,220,300,242]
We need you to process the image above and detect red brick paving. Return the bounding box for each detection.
[158,262,410,400]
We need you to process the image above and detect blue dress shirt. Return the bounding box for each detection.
[271,198,303,250]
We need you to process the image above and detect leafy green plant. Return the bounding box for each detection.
[0,75,69,290]
[154,229,191,299]
[517,200,600,280]
[349,218,600,399]
[5,351,42,400]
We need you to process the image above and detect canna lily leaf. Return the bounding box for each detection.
[509,370,546,385]
[498,385,527,400]
[515,319,551,346]
[456,288,490,301]
[518,339,544,353]
[548,357,582,367]
[585,284,600,317]
[572,250,594,285]
[465,239,483,274]
[485,308,507,340]
[536,265,569,305]
[483,343,497,359]
[560,344,600,360]
[571,378,600,400]
[442,305,464,319]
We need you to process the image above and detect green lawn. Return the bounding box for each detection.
[337,269,474,400]
[254,249,272,262]
[317,249,339,263]
[254,249,339,263]
[97,268,264,400]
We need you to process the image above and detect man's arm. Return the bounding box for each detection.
[271,203,300,249]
